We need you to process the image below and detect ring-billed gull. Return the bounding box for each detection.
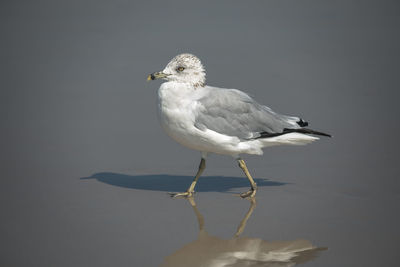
[147,53,330,198]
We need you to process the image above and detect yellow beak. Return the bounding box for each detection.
[147,72,169,81]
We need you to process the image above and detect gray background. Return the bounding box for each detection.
[1,0,399,266]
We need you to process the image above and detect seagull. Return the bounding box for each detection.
[147,53,330,198]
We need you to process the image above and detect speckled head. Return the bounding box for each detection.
[148,54,206,87]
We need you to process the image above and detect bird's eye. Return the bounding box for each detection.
[176,66,185,72]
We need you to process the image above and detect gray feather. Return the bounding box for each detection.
[194,87,300,140]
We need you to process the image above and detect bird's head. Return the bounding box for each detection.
[147,53,206,87]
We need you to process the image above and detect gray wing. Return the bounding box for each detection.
[194,87,302,140]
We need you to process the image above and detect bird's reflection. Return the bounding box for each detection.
[162,197,326,267]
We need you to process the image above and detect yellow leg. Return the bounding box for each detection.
[187,197,205,231]
[170,158,206,198]
[237,159,257,198]
[235,197,256,237]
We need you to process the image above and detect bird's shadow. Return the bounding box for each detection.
[81,172,287,193]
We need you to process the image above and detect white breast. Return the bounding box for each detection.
[157,82,201,149]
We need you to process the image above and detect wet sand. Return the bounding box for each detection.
[2,161,398,266]
[1,1,399,266]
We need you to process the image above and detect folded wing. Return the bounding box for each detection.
[194,87,310,140]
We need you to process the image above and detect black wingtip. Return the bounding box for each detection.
[297,119,309,127]
[296,119,331,137]
[299,128,332,137]
[300,128,331,137]
[256,128,332,139]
